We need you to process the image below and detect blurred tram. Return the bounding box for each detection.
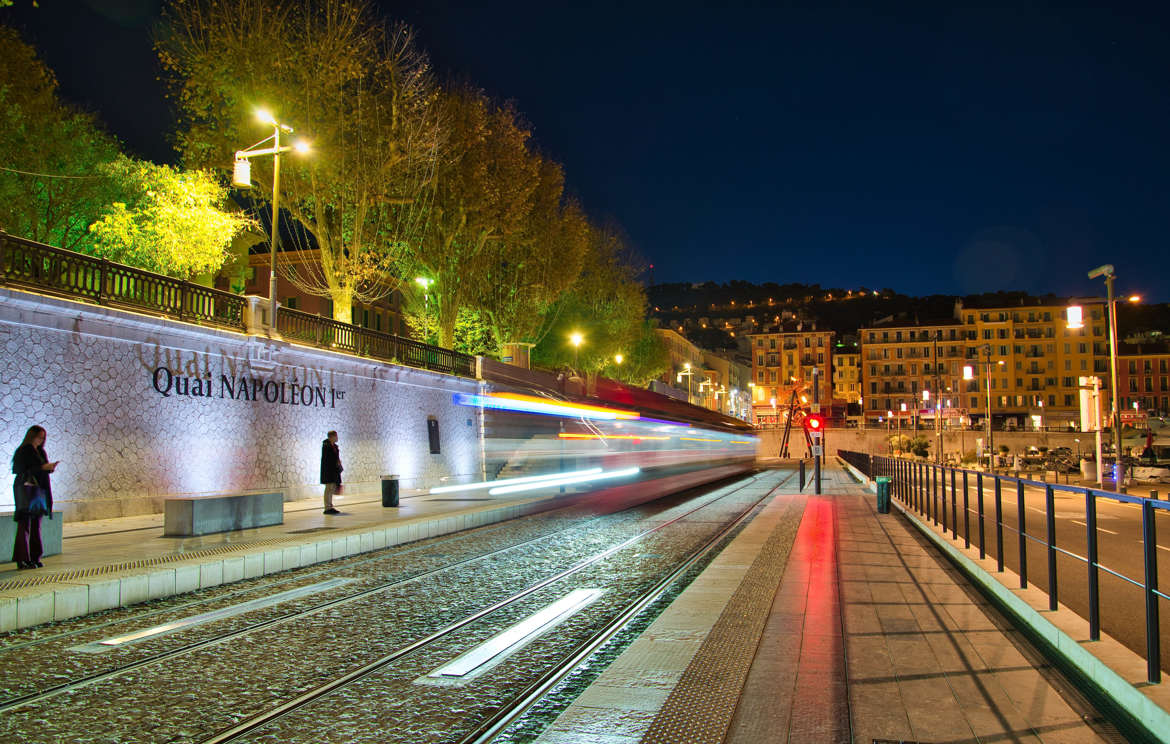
[439,361,758,498]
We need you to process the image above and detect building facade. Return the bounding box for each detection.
[1118,343,1170,416]
[956,300,1110,430]
[832,349,861,405]
[748,324,834,427]
[860,321,966,426]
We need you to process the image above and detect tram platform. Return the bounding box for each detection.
[534,460,1169,744]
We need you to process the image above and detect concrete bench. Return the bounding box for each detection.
[164,492,284,537]
[0,512,63,558]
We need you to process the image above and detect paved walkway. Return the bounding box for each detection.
[537,462,1122,743]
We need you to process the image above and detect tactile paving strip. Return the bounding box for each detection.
[0,534,307,591]
[639,497,804,744]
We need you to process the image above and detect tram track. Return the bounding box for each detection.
[0,469,787,730]
[198,468,796,744]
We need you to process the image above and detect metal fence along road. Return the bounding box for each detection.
[840,449,1169,684]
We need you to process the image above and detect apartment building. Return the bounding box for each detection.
[748,323,834,427]
[860,320,967,426]
[1118,343,1170,416]
[832,346,861,405]
[956,299,1110,429]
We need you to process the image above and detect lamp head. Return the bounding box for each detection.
[1087,264,1114,280]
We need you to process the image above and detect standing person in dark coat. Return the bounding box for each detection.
[11,425,58,569]
[320,430,342,515]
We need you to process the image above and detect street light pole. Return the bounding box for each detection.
[233,109,309,331]
[984,345,994,471]
[1105,272,1124,491]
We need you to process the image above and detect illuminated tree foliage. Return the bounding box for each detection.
[0,26,120,250]
[406,87,539,348]
[475,157,590,352]
[86,156,254,278]
[158,0,439,323]
[533,223,667,385]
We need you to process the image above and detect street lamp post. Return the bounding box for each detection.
[964,344,1002,471]
[569,332,584,372]
[1086,264,1126,491]
[415,277,433,342]
[233,109,310,330]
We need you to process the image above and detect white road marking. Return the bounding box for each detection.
[1070,520,1118,535]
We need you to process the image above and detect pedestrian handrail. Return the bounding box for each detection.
[840,449,1168,684]
[277,307,476,378]
[0,232,478,380]
[0,231,247,331]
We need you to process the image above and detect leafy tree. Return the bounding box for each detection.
[158,0,439,323]
[604,321,670,386]
[475,157,589,351]
[407,87,539,347]
[0,25,121,250]
[86,156,255,278]
[533,223,651,374]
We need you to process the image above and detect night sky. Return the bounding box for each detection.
[5,1,1169,301]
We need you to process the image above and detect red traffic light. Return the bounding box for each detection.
[803,413,825,432]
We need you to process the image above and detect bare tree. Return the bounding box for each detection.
[158,0,439,322]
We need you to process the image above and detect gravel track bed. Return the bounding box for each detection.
[0,473,784,744]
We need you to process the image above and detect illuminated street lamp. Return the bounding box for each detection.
[569,331,584,371]
[233,108,311,329]
[614,353,624,365]
[415,277,433,342]
[1075,264,1137,490]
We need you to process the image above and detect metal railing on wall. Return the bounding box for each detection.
[277,307,475,378]
[1,231,246,330]
[0,232,477,379]
[841,449,1168,684]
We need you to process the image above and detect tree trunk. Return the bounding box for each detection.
[331,286,354,325]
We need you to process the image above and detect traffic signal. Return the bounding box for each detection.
[803,412,825,433]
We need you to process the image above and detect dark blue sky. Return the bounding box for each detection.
[6,1,1169,300]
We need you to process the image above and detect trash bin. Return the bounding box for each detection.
[381,475,399,507]
[875,476,892,514]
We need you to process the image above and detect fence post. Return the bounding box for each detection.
[1017,480,1028,589]
[1045,484,1057,611]
[1085,488,1100,641]
[961,470,969,547]
[931,463,940,526]
[1142,498,1162,684]
[950,468,958,540]
[994,477,1004,572]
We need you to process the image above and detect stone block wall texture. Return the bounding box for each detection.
[0,289,484,521]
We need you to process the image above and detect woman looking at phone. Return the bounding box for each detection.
[11,425,57,569]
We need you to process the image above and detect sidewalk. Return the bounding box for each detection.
[536,462,1128,743]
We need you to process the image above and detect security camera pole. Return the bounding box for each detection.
[1088,264,1125,491]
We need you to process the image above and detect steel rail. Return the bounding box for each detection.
[0,471,766,713]
[458,469,798,744]
[197,470,792,744]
